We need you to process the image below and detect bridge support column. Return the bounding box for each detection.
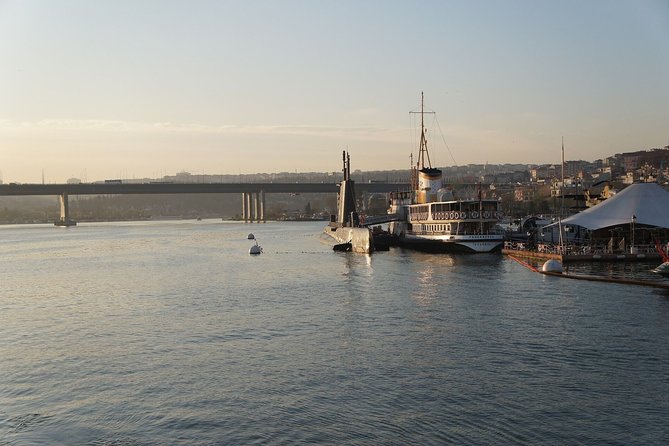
[242,193,247,222]
[260,190,265,223]
[253,192,260,223]
[246,192,253,223]
[55,193,76,227]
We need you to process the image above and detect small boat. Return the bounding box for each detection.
[652,262,669,276]
[249,240,263,255]
[388,93,504,253]
[333,242,352,252]
[502,216,554,242]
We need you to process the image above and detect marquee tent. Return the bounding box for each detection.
[560,182,669,230]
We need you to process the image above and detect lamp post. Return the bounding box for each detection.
[631,214,637,254]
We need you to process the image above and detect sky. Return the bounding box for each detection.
[1,0,668,183]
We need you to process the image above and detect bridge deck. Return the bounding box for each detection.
[0,182,410,196]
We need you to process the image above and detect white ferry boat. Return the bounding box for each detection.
[388,94,504,253]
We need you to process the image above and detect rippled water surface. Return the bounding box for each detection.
[1,220,668,445]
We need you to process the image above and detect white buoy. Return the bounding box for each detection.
[249,240,262,255]
[247,233,255,240]
[542,259,563,273]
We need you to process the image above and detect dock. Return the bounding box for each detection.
[502,241,662,263]
[502,248,661,263]
[507,254,669,290]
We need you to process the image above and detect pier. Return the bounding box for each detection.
[507,254,669,290]
[502,241,662,263]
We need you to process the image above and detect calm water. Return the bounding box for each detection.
[1,220,668,445]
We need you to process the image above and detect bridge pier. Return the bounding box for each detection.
[260,190,265,223]
[242,192,251,223]
[241,191,265,223]
[55,193,76,227]
[246,192,253,223]
[253,192,259,223]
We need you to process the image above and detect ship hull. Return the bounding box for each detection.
[399,233,504,253]
[322,226,374,254]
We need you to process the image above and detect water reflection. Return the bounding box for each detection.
[412,256,454,304]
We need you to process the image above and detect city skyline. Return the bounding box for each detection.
[1,0,668,183]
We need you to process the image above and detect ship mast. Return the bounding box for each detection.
[558,137,565,250]
[410,152,417,193]
[418,92,431,169]
[411,91,435,171]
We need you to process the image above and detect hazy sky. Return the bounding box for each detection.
[1,0,668,183]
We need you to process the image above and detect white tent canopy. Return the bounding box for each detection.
[560,182,669,230]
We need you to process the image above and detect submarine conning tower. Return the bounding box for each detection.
[336,150,359,227]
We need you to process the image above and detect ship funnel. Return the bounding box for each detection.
[416,167,443,204]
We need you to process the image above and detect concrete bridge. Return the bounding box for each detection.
[0,182,410,225]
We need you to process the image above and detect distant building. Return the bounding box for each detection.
[617,148,669,172]
[530,165,557,182]
[514,185,536,202]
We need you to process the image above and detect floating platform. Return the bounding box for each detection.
[502,248,661,263]
[54,219,77,227]
[507,254,669,290]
